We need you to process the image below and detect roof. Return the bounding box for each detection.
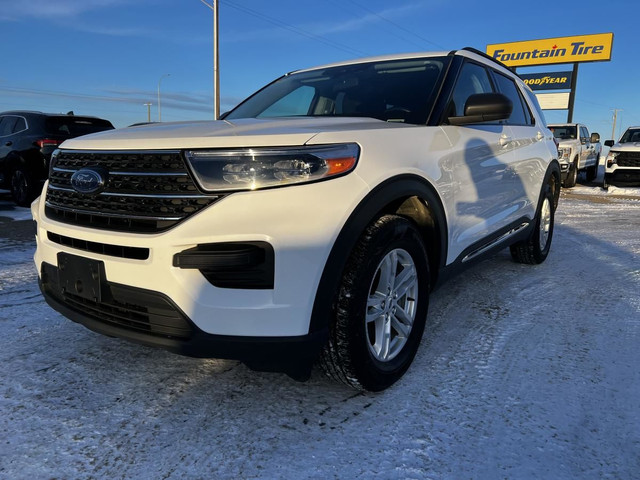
[289,47,518,82]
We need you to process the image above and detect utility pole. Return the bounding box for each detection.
[143,103,152,123]
[611,109,623,141]
[199,0,220,119]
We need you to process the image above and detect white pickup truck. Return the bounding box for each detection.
[548,123,601,187]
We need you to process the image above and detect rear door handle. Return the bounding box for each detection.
[536,131,544,141]
[499,135,512,146]
[4,141,12,146]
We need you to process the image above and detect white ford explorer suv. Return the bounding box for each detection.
[32,48,560,391]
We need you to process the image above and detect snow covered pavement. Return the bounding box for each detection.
[1,187,639,479]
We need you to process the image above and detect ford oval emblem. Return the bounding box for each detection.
[70,168,106,194]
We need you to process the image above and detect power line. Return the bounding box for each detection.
[323,0,431,51]
[221,1,369,58]
[342,0,445,50]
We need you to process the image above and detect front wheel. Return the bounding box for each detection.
[563,159,578,188]
[319,215,430,391]
[510,187,554,264]
[585,159,598,182]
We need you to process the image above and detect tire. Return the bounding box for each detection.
[10,166,36,207]
[510,185,554,264]
[318,214,430,391]
[585,158,598,182]
[563,159,578,188]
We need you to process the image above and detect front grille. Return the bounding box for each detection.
[42,262,193,339]
[617,151,640,168]
[45,150,223,233]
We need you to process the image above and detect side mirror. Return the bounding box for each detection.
[590,132,600,143]
[604,140,614,147]
[447,93,513,126]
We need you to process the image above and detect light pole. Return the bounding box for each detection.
[157,74,170,122]
[199,0,219,119]
[611,109,622,141]
[143,103,152,123]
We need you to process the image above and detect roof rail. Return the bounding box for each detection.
[461,47,515,73]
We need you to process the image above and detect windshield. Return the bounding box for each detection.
[549,125,577,140]
[225,57,448,125]
[45,117,114,137]
[619,128,640,143]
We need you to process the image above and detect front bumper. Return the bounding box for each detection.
[39,267,327,371]
[559,161,570,182]
[604,167,640,186]
[33,173,369,351]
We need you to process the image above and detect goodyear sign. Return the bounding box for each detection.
[486,33,613,67]
[520,72,572,90]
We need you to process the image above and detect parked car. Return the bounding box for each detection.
[548,123,601,187]
[0,111,114,206]
[603,126,640,188]
[32,48,560,391]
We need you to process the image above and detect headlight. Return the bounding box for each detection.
[558,147,571,160]
[184,143,359,192]
[605,151,618,168]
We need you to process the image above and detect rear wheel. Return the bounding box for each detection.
[10,166,35,207]
[319,215,429,391]
[510,186,554,264]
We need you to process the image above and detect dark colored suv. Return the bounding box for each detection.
[0,111,114,206]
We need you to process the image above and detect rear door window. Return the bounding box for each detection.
[0,116,18,136]
[492,72,532,126]
[13,117,27,133]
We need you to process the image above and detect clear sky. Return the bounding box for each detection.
[1,0,637,138]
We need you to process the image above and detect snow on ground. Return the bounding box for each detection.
[1,185,639,479]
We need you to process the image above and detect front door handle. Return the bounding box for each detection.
[4,141,12,146]
[499,135,512,147]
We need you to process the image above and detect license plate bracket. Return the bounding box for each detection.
[57,252,105,302]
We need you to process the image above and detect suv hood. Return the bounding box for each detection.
[555,138,580,147]
[60,117,410,150]
[609,142,640,151]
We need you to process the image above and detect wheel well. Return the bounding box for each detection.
[308,175,447,335]
[380,196,442,288]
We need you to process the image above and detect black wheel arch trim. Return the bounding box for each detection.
[544,159,562,210]
[308,174,448,334]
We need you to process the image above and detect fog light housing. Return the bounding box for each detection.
[173,242,274,289]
